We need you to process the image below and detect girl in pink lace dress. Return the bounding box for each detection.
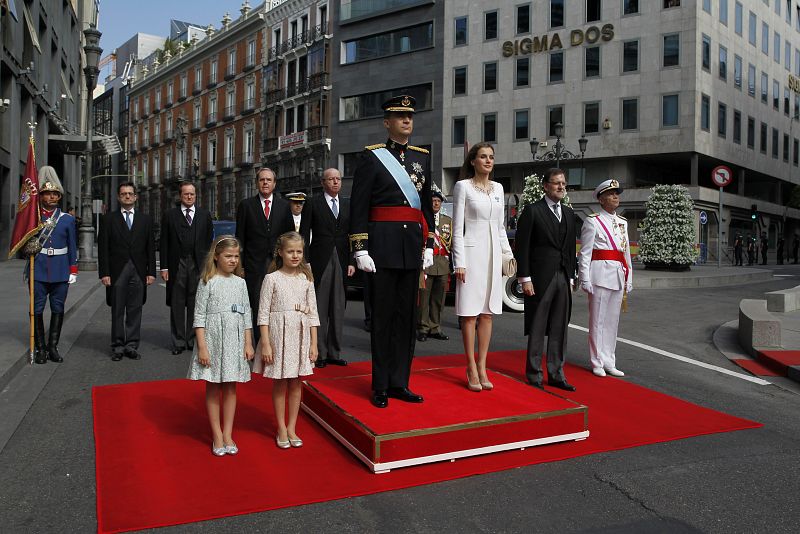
[253,232,319,449]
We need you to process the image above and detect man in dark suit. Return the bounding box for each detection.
[300,168,355,368]
[514,168,577,391]
[98,182,156,361]
[349,95,435,408]
[160,181,213,354]
[235,167,294,340]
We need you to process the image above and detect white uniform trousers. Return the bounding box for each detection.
[588,285,624,371]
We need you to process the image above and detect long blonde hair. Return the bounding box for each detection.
[201,235,244,282]
[268,231,314,281]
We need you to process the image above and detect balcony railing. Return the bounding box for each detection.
[204,161,217,175]
[286,78,309,98]
[306,125,329,142]
[178,90,187,102]
[190,118,202,132]
[244,54,256,71]
[206,112,218,127]
[150,134,160,147]
[225,64,236,80]
[164,98,173,108]
[153,101,161,113]
[308,72,330,91]
[267,24,328,61]
[206,74,217,89]
[163,129,174,142]
[193,81,202,95]
[222,105,236,121]
[221,157,235,171]
[241,98,257,114]
[265,88,285,106]
[140,140,149,151]
[237,152,255,167]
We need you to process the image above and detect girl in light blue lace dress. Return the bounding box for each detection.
[188,236,254,457]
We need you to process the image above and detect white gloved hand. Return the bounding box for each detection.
[625,283,633,294]
[68,273,77,284]
[580,281,594,294]
[422,248,434,270]
[355,254,377,273]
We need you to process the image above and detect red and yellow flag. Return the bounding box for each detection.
[8,138,41,258]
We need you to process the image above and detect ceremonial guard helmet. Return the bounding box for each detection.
[38,166,64,196]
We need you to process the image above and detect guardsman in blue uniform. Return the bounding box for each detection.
[30,166,78,364]
[349,95,435,408]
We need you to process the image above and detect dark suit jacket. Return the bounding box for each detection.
[98,210,156,306]
[235,194,294,294]
[160,205,213,306]
[513,198,576,335]
[299,193,352,284]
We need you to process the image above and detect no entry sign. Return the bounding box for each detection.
[711,165,732,188]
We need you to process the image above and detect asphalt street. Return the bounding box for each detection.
[1,266,799,533]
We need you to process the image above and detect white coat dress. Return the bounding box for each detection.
[451,180,513,316]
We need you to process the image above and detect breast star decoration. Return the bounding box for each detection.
[409,162,425,191]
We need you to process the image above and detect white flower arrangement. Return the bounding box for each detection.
[519,173,571,214]
[638,184,698,265]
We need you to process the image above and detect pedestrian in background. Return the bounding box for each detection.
[160,182,213,355]
[747,235,756,265]
[253,232,319,449]
[734,234,743,266]
[187,236,254,457]
[452,143,513,391]
[417,185,452,343]
[98,182,156,361]
[760,232,769,265]
[30,167,77,364]
[777,237,785,265]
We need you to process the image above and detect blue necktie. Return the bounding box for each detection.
[331,198,338,218]
[125,211,132,229]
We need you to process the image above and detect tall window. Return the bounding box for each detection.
[549,51,564,82]
[734,2,743,35]
[719,46,727,80]
[585,47,600,78]
[244,129,254,159]
[748,64,756,96]
[700,94,710,130]
[453,116,466,145]
[702,0,710,13]
[749,12,757,46]
[774,32,781,63]
[167,82,173,103]
[584,102,600,134]
[624,0,639,15]
[247,40,256,66]
[733,110,742,144]
[772,128,779,158]
[485,11,498,40]
[761,72,768,103]
[773,80,780,109]
[484,62,498,92]
[210,58,218,82]
[662,94,679,127]
[180,73,187,97]
[193,100,201,128]
[454,66,467,95]
[701,35,711,70]
[762,22,769,55]
[454,17,468,46]
[623,40,639,72]
[786,41,792,71]
[516,57,530,87]
[663,34,680,67]
[720,0,728,24]
[208,139,217,170]
[733,55,742,88]
[718,102,727,137]
[482,113,497,143]
[586,0,601,22]
[343,22,434,63]
[285,107,295,134]
[760,122,768,154]
[785,87,791,116]
[514,109,529,140]
[550,0,564,28]
[784,134,790,161]
[548,106,563,136]
[747,117,755,148]
[517,4,531,34]
[622,98,638,130]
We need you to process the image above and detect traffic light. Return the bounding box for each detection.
[751,204,758,221]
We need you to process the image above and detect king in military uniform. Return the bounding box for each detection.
[349,94,435,408]
[28,166,78,364]
[417,184,452,342]
[578,179,633,378]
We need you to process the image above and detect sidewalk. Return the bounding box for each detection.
[0,258,103,392]
[631,263,773,288]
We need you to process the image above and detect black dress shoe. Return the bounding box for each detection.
[111,352,123,361]
[315,360,327,368]
[529,381,544,390]
[124,348,141,360]
[387,387,424,403]
[371,391,388,408]
[548,379,576,392]
[417,332,428,342]
[326,358,348,366]
[428,332,449,341]
[171,347,185,355]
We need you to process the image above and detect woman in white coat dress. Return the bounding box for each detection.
[452,143,513,392]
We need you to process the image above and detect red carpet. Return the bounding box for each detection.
[732,358,782,376]
[756,349,800,375]
[93,351,761,533]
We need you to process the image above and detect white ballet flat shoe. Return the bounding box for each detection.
[592,368,606,377]
[605,368,625,377]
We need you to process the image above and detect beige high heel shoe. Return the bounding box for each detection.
[466,369,483,392]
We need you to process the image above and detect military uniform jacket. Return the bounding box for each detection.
[578,211,632,291]
[33,209,77,283]
[349,139,435,270]
[425,212,452,277]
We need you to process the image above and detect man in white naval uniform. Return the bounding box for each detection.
[578,179,632,377]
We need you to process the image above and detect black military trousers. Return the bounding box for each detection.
[370,267,419,391]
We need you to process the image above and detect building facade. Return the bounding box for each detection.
[440,0,800,259]
[128,3,264,222]
[330,0,445,195]
[262,0,332,195]
[0,0,95,257]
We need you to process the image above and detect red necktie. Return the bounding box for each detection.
[264,199,270,220]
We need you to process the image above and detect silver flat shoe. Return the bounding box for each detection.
[289,437,303,448]
[276,435,291,449]
[224,442,238,455]
[212,445,227,456]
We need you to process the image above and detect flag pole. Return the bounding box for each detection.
[27,122,37,365]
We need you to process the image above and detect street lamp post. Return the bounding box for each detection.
[78,24,102,271]
[529,123,588,170]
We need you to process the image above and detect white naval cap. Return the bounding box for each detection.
[593,179,623,200]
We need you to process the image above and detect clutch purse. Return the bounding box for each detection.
[502,256,517,277]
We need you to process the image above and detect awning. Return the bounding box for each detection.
[48,133,122,156]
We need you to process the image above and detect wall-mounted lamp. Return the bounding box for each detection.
[0,98,10,113]
[602,117,612,130]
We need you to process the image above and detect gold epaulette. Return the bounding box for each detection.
[408,145,429,154]
[588,213,599,218]
[365,143,386,151]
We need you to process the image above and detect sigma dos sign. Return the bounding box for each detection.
[502,24,614,57]
[711,165,733,188]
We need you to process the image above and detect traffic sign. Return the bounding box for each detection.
[711,165,733,187]
[699,211,708,225]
